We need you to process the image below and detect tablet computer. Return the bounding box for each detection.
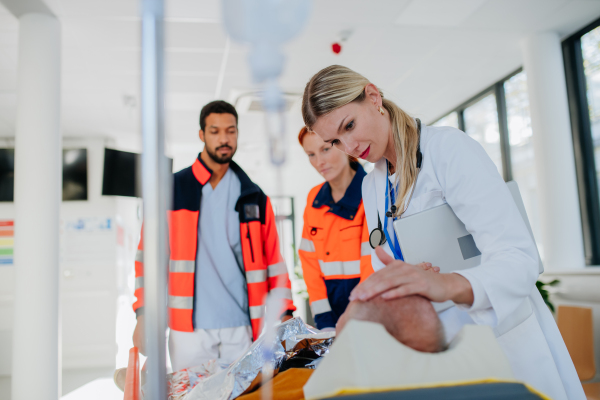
[393,181,542,312]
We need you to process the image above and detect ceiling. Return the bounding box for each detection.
[0,0,600,157]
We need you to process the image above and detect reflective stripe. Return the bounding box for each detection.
[299,238,315,252]
[361,242,371,257]
[311,298,332,315]
[270,287,293,300]
[249,305,264,320]
[135,276,144,290]
[246,269,267,283]
[169,260,195,273]
[319,260,361,276]
[268,261,288,277]
[168,295,193,310]
[135,250,144,263]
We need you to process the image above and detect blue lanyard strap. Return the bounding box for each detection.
[384,177,404,261]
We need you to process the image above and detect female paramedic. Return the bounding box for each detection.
[300,65,584,400]
[297,126,374,331]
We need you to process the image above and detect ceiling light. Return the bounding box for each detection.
[395,0,486,27]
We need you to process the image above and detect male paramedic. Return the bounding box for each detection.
[132,100,296,371]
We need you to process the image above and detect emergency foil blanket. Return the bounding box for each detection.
[279,334,335,372]
[184,318,320,400]
[167,360,222,400]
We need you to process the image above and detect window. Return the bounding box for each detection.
[431,70,535,184]
[432,79,519,183]
[563,18,600,265]
[504,71,540,249]
[463,93,503,175]
[432,112,459,129]
[431,69,542,259]
[582,27,600,197]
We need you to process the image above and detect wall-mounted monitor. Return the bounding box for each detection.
[0,149,14,202]
[102,148,173,198]
[63,149,88,201]
[0,148,87,202]
[102,148,142,198]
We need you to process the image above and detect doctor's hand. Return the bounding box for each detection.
[415,262,440,273]
[349,247,474,306]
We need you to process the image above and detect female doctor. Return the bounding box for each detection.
[301,65,584,400]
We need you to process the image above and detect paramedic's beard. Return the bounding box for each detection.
[206,144,236,164]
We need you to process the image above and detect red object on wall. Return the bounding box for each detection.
[332,42,342,54]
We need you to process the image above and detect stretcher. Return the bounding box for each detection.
[326,382,548,400]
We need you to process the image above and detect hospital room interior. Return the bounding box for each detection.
[2,0,600,399]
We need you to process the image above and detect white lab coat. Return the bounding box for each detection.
[362,124,585,400]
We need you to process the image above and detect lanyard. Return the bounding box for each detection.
[380,118,421,260]
[384,176,404,261]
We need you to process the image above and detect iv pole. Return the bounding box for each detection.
[141,0,169,399]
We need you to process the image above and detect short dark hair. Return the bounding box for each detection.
[199,100,238,131]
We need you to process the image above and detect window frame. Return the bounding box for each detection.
[430,68,523,182]
[563,17,600,265]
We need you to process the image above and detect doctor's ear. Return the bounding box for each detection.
[364,84,382,108]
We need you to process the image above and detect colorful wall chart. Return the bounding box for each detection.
[0,220,13,265]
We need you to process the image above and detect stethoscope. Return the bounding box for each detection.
[369,119,422,260]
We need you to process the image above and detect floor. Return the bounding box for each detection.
[0,367,118,400]
[61,377,123,400]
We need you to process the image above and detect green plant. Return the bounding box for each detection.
[536,279,560,313]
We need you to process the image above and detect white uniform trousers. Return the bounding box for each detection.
[169,325,252,372]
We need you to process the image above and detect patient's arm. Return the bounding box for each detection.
[336,295,446,353]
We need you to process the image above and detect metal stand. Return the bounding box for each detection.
[141,0,170,399]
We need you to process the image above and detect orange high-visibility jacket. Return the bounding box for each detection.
[133,156,296,339]
[298,164,373,329]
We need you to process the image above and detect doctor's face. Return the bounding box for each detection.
[302,132,350,182]
[311,85,390,164]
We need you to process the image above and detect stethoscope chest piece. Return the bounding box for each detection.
[369,214,387,249]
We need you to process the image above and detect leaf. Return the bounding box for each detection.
[536,279,559,314]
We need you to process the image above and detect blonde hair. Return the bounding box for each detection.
[302,65,419,216]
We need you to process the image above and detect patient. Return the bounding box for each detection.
[305,295,523,400]
[335,294,446,353]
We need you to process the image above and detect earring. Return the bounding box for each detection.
[379,107,385,116]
